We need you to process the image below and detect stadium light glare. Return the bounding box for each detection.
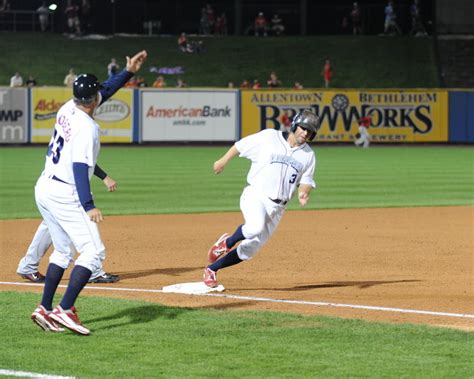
[48,3,57,11]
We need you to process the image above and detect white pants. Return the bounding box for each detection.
[237,186,285,260]
[355,126,370,148]
[16,220,107,279]
[34,175,105,274]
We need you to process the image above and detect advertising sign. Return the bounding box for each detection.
[141,90,238,141]
[241,89,448,142]
[0,87,28,143]
[31,87,134,143]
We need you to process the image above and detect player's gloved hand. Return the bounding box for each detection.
[87,208,104,223]
[126,50,148,73]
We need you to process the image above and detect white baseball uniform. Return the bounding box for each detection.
[354,125,370,148]
[234,129,316,260]
[34,99,104,273]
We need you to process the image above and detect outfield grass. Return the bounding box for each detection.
[0,32,438,88]
[0,146,472,219]
[0,292,472,378]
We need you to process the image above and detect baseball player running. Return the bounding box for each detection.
[354,115,371,148]
[17,170,119,284]
[31,50,147,335]
[204,110,320,287]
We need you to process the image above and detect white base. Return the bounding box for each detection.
[162,282,225,294]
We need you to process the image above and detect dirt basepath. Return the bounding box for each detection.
[1,206,473,330]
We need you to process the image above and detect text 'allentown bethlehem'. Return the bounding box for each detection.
[146,106,231,118]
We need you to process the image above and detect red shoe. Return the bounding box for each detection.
[203,267,218,288]
[19,272,45,283]
[50,306,90,335]
[208,233,230,263]
[31,305,64,332]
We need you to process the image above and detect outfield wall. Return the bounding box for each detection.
[0,87,472,144]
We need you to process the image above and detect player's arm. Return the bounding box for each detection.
[94,164,117,192]
[73,162,103,223]
[99,50,148,104]
[213,145,240,174]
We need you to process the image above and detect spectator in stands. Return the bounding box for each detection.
[63,68,77,87]
[107,58,119,78]
[240,79,251,89]
[10,72,23,87]
[293,81,304,90]
[340,15,350,34]
[80,0,92,34]
[65,0,81,35]
[26,75,37,87]
[322,59,332,88]
[176,78,187,88]
[409,0,427,36]
[152,75,167,88]
[124,77,138,88]
[37,1,49,32]
[252,79,261,89]
[0,0,10,12]
[136,76,147,87]
[267,71,282,88]
[178,32,188,52]
[205,3,215,34]
[384,0,401,35]
[199,7,210,35]
[351,2,362,35]
[227,81,234,88]
[254,12,268,37]
[215,13,228,35]
[271,14,285,36]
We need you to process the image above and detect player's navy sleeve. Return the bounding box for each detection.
[73,162,96,211]
[99,69,134,105]
[93,164,107,180]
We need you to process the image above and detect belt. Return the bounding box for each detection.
[270,198,288,206]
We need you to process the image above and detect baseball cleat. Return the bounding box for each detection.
[31,305,64,332]
[203,267,218,288]
[88,272,120,284]
[208,233,230,263]
[18,272,45,283]
[50,306,90,335]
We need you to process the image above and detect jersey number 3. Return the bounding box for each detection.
[289,174,297,184]
[47,129,64,164]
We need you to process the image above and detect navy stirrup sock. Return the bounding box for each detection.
[41,263,65,311]
[60,265,92,310]
[209,249,242,272]
[226,224,245,248]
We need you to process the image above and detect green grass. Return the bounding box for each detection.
[0,32,438,88]
[0,146,472,219]
[0,292,472,378]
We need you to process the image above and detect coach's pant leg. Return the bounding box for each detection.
[17,220,52,274]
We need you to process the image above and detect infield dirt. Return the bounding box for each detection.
[1,206,473,330]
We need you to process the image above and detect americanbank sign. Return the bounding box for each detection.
[241,89,448,142]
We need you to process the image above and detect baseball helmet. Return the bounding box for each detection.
[290,110,321,141]
[73,74,101,102]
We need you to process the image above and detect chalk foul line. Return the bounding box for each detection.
[1,281,473,319]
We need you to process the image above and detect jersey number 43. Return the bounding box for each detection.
[46,129,65,164]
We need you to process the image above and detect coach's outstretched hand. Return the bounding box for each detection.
[126,50,148,73]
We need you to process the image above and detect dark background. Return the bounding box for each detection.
[5,0,435,35]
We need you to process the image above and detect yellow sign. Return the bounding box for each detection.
[241,89,449,142]
[31,87,134,143]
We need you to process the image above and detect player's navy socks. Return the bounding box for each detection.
[226,225,245,248]
[41,263,65,311]
[59,265,92,310]
[209,249,242,272]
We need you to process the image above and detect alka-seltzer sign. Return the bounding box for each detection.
[0,88,28,143]
[241,90,448,142]
[31,87,134,143]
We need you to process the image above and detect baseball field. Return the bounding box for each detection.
[0,145,473,377]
